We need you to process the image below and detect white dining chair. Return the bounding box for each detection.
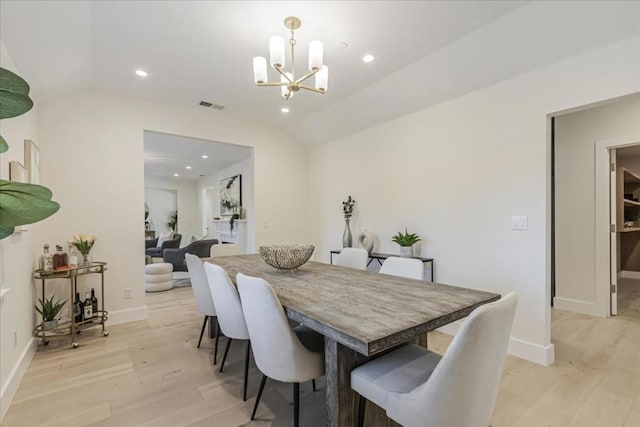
[203,262,252,401]
[185,254,220,361]
[379,256,425,280]
[351,292,517,427]
[335,247,368,270]
[210,243,243,257]
[236,273,325,427]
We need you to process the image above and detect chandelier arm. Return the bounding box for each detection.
[299,84,325,94]
[273,65,293,83]
[256,82,289,87]
[295,69,318,85]
[289,27,296,81]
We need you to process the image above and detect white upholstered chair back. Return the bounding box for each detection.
[236,273,324,383]
[210,243,243,257]
[203,262,249,340]
[335,247,368,270]
[185,254,216,317]
[379,256,424,280]
[385,292,517,427]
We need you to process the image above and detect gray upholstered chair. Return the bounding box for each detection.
[204,262,252,401]
[163,239,217,271]
[351,292,517,427]
[145,233,182,258]
[185,254,220,363]
[236,273,325,427]
[379,256,425,280]
[335,247,368,270]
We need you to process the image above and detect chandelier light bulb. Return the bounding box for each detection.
[269,36,285,69]
[253,57,267,84]
[308,40,323,71]
[281,72,294,99]
[315,65,328,92]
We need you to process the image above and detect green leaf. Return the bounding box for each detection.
[0,68,33,119]
[0,135,7,153]
[0,180,60,228]
[0,226,14,239]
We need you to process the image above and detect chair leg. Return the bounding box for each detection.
[312,379,316,392]
[219,338,233,373]
[357,395,366,427]
[251,374,268,420]
[243,340,251,401]
[213,318,220,365]
[293,382,300,427]
[197,315,208,348]
[208,315,215,339]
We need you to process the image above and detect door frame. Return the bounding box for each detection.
[594,136,640,317]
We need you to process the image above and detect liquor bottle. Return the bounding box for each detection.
[74,292,82,323]
[91,288,98,318]
[53,245,68,270]
[39,244,54,272]
[68,245,78,268]
[83,292,93,320]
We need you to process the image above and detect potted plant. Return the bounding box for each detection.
[35,296,67,330]
[392,228,421,257]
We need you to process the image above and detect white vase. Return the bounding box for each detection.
[399,246,413,258]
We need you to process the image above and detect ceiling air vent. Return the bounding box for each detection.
[199,101,225,110]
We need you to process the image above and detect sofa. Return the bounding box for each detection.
[163,239,218,271]
[145,233,182,258]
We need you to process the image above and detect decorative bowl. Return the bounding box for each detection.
[259,244,315,270]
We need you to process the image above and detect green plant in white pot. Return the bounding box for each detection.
[35,296,67,330]
[392,229,421,257]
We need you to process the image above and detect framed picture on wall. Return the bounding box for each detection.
[24,139,40,184]
[220,174,242,216]
[9,161,27,183]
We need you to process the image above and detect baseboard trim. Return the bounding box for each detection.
[436,322,555,366]
[107,305,148,325]
[0,338,37,422]
[619,270,640,279]
[553,296,605,317]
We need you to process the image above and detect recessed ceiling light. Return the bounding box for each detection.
[362,54,375,63]
[202,155,209,159]
[281,107,290,113]
[135,69,148,77]
[173,173,179,177]
[186,166,192,170]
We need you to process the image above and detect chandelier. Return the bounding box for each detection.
[252,16,328,100]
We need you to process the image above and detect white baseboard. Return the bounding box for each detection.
[553,296,605,317]
[0,338,36,422]
[436,322,555,366]
[107,305,148,325]
[619,270,640,280]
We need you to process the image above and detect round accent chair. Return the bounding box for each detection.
[145,263,173,292]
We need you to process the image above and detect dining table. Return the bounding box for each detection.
[206,254,500,426]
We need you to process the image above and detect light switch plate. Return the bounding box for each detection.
[512,216,528,230]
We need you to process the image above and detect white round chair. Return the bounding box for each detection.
[335,247,368,270]
[144,263,173,292]
[379,256,425,280]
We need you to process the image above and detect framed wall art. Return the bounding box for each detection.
[24,139,40,184]
[220,174,242,216]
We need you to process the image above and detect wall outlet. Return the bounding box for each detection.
[512,216,528,230]
[13,330,17,347]
[124,288,133,299]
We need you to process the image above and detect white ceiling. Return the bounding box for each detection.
[144,131,251,181]
[1,1,639,145]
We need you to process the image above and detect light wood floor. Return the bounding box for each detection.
[3,285,639,427]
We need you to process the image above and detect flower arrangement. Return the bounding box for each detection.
[342,196,356,219]
[69,234,96,255]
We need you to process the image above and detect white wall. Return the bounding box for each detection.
[35,89,307,330]
[0,41,39,421]
[145,175,199,244]
[307,35,640,366]
[144,187,177,235]
[198,156,255,251]
[555,95,640,313]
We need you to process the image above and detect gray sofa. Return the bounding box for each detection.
[163,239,218,271]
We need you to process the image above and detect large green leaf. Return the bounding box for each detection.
[0,180,60,229]
[0,67,33,119]
[0,226,15,239]
[0,135,7,153]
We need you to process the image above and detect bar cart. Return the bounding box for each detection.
[33,262,109,348]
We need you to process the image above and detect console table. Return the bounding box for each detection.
[330,250,434,282]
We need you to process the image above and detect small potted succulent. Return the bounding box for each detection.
[35,296,67,330]
[392,228,421,257]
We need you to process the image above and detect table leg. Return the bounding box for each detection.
[325,338,367,427]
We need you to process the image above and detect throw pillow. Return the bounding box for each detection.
[156,231,174,247]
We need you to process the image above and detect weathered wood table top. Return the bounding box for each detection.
[206,254,499,356]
